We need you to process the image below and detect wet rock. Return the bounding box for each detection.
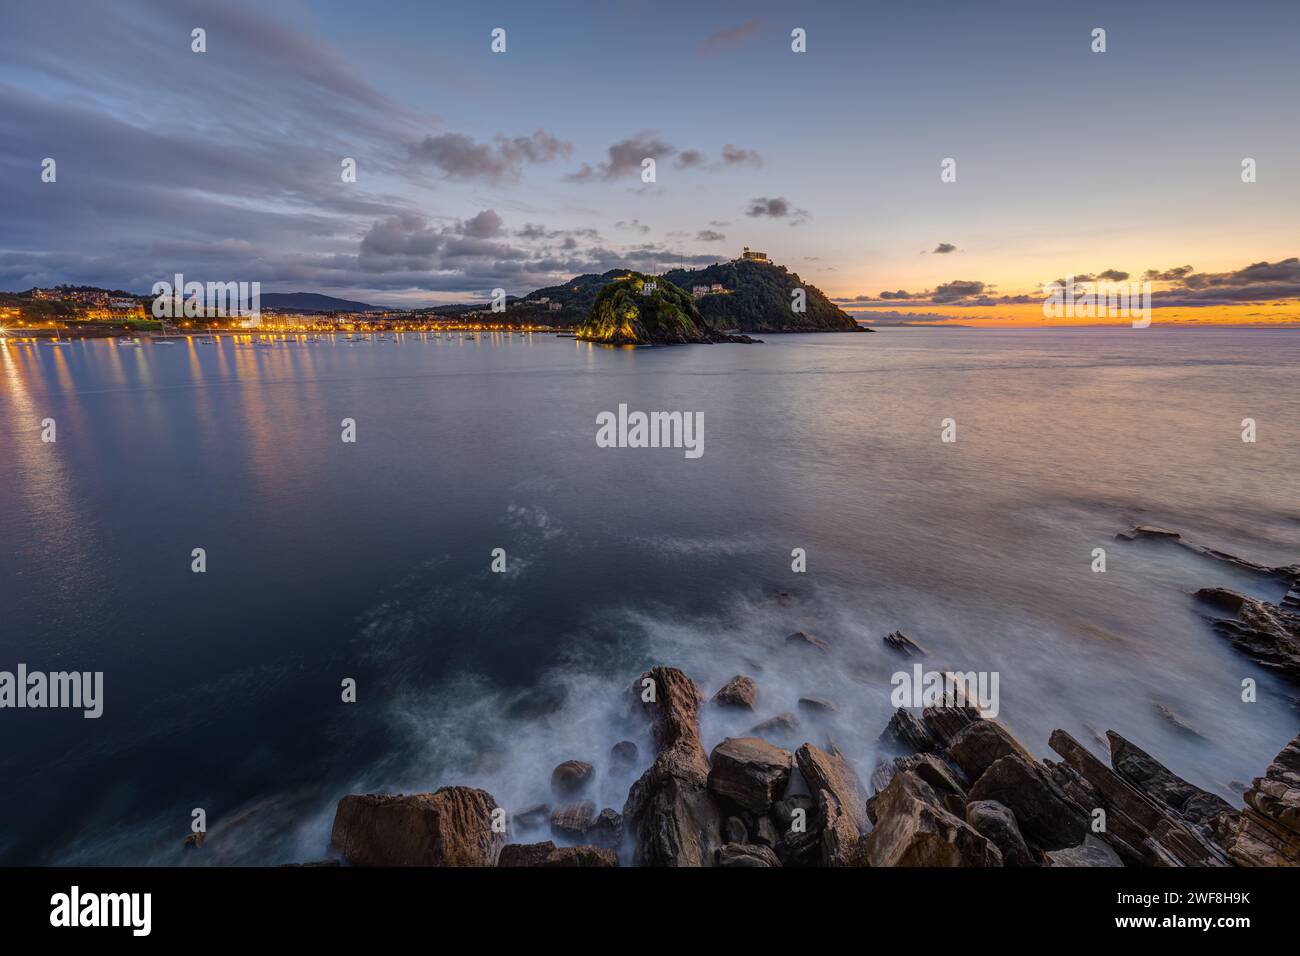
[797,697,838,714]
[1195,587,1300,682]
[967,754,1087,852]
[724,816,747,843]
[622,666,722,866]
[1115,525,1181,541]
[1048,729,1230,866]
[773,795,820,866]
[550,800,597,840]
[713,675,759,710]
[1223,732,1300,866]
[816,787,862,866]
[882,708,939,754]
[511,803,552,833]
[755,816,779,848]
[921,705,982,750]
[946,718,1035,783]
[1153,702,1206,740]
[796,742,870,837]
[331,787,504,867]
[1107,731,1233,824]
[610,740,639,770]
[498,841,617,867]
[786,631,830,654]
[551,760,594,797]
[883,630,928,657]
[589,808,624,849]
[716,843,781,867]
[862,771,1002,867]
[750,712,799,736]
[1047,834,1123,867]
[966,800,1036,867]
[707,737,793,814]
[894,753,969,804]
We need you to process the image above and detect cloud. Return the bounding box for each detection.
[1149,258,1300,305]
[615,219,652,234]
[720,144,763,168]
[698,17,766,55]
[408,129,570,181]
[745,196,810,225]
[675,150,706,169]
[567,132,675,181]
[931,280,986,303]
[932,243,957,254]
[1144,265,1194,281]
[459,210,504,239]
[695,230,726,242]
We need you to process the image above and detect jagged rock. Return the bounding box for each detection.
[882,708,939,754]
[795,743,870,837]
[1224,732,1300,866]
[966,800,1036,867]
[551,760,594,796]
[773,795,820,866]
[182,832,205,850]
[713,675,759,710]
[968,754,1087,852]
[550,801,596,840]
[1153,702,1206,739]
[622,666,722,866]
[724,816,747,843]
[797,697,838,714]
[1115,525,1181,541]
[816,787,862,865]
[716,843,781,867]
[1107,731,1233,824]
[1047,834,1123,867]
[1195,587,1300,682]
[862,771,1002,867]
[883,630,928,657]
[921,705,982,749]
[512,803,552,833]
[755,816,779,847]
[707,737,793,814]
[895,753,969,802]
[590,808,624,848]
[498,841,617,867]
[786,631,830,654]
[946,719,1035,783]
[331,788,504,867]
[610,740,639,770]
[750,712,799,736]
[1048,729,1230,866]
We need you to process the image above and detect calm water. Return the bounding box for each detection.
[1,328,1297,865]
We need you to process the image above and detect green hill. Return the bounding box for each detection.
[662,259,860,332]
[576,273,725,344]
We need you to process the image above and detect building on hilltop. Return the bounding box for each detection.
[740,246,770,263]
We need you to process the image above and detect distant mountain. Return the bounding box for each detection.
[260,292,380,312]
[662,259,860,333]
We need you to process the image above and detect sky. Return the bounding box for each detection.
[1,0,1298,323]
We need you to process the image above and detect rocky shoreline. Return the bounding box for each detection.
[308,527,1300,868]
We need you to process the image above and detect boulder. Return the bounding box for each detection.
[551,760,594,796]
[330,787,504,867]
[966,800,1036,867]
[786,631,830,654]
[716,843,781,867]
[707,737,793,814]
[861,771,1002,867]
[772,795,821,867]
[967,754,1087,852]
[590,808,625,848]
[921,705,982,749]
[511,803,552,833]
[724,816,748,843]
[610,740,639,770]
[498,841,617,867]
[1047,834,1123,867]
[883,630,928,657]
[946,719,1035,783]
[750,712,800,736]
[816,787,862,866]
[1106,731,1233,823]
[713,675,759,710]
[798,697,838,714]
[622,666,722,866]
[1195,587,1300,681]
[881,708,939,755]
[796,743,871,836]
[550,800,597,840]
